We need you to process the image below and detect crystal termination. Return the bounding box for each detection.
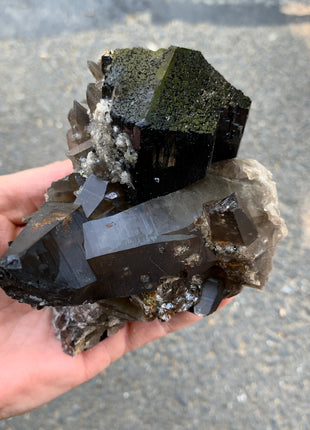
[0,47,287,355]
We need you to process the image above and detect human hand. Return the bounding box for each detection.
[0,161,232,419]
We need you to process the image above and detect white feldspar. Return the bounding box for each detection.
[80,99,138,186]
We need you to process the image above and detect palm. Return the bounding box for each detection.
[0,161,97,416]
[0,161,230,419]
[0,227,200,417]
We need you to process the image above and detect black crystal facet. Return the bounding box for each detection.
[0,47,287,356]
[99,46,251,202]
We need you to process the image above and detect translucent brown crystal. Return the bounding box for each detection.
[0,47,287,355]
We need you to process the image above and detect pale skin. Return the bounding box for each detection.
[0,160,232,420]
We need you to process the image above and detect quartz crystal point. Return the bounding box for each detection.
[51,158,287,355]
[0,158,286,308]
[0,46,287,355]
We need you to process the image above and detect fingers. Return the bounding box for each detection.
[81,297,234,381]
[0,215,17,256]
[80,312,200,380]
[0,160,72,225]
[120,298,234,357]
[124,312,202,354]
[217,297,233,310]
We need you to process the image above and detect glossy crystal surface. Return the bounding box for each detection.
[0,47,287,355]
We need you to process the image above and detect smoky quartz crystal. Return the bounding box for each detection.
[0,47,287,355]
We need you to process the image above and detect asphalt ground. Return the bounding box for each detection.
[0,1,309,429]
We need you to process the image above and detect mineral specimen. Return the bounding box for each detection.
[0,46,287,355]
[69,46,251,202]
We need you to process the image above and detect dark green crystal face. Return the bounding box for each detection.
[105,46,251,133]
[0,47,287,356]
[99,46,252,202]
[104,47,170,124]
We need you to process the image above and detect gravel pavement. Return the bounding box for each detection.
[0,1,309,429]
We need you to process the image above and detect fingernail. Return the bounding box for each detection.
[193,278,221,317]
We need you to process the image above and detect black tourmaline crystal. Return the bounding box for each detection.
[0,47,287,355]
[100,47,251,202]
[68,46,251,203]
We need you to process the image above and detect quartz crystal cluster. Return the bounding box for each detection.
[0,46,287,355]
